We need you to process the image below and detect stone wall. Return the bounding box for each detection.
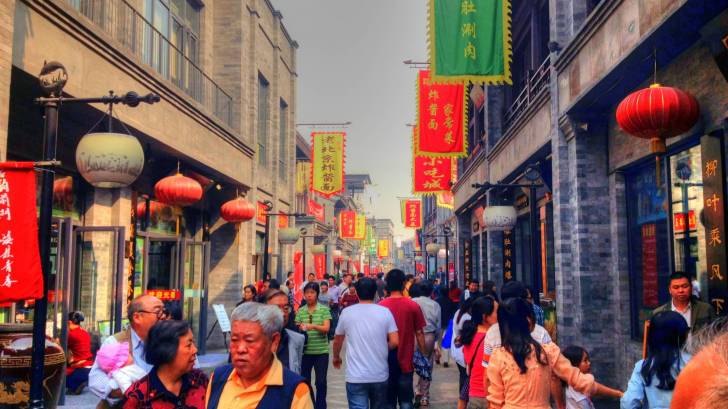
[0,0,14,161]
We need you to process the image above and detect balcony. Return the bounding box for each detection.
[503,57,550,131]
[67,0,234,128]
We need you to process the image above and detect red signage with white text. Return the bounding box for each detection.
[403,200,423,228]
[314,254,326,278]
[673,210,696,232]
[339,210,357,239]
[257,201,267,225]
[146,289,181,301]
[308,199,325,222]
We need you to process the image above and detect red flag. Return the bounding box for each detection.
[308,199,325,222]
[403,200,422,228]
[0,162,43,301]
[339,210,357,238]
[314,254,326,279]
[416,70,467,157]
[256,201,267,224]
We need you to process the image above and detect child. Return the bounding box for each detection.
[562,345,595,409]
[95,342,147,393]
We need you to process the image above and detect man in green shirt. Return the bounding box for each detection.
[296,282,332,409]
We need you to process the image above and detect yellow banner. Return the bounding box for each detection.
[377,239,390,258]
[296,162,310,194]
[354,214,367,240]
[311,132,346,198]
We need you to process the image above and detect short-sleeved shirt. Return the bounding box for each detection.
[379,296,426,373]
[463,331,487,398]
[335,303,398,383]
[295,303,332,355]
[482,323,551,368]
[412,296,441,334]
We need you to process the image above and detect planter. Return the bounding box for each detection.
[0,324,65,409]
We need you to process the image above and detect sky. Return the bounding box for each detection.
[273,0,428,243]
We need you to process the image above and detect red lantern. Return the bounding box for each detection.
[52,176,73,208]
[136,200,164,219]
[154,173,203,207]
[616,83,699,183]
[220,197,256,223]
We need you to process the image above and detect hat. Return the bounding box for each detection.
[96,342,130,375]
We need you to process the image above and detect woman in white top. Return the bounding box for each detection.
[451,297,475,409]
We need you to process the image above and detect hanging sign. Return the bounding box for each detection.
[436,192,455,209]
[416,70,467,157]
[311,132,346,198]
[354,214,367,240]
[278,214,289,229]
[413,148,457,195]
[641,224,659,308]
[0,162,43,302]
[503,229,514,282]
[146,289,181,301]
[463,239,472,283]
[256,201,268,225]
[339,210,357,239]
[377,239,390,258]
[402,199,423,228]
[673,210,697,232]
[308,199,325,222]
[367,225,377,255]
[701,134,728,316]
[428,0,512,84]
[314,254,326,277]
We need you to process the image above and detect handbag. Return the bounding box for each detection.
[413,349,433,381]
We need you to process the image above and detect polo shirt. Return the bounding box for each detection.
[295,303,332,355]
[205,358,312,409]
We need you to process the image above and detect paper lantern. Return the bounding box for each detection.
[438,248,448,258]
[154,173,203,207]
[425,243,440,256]
[220,197,256,223]
[310,244,326,254]
[52,176,73,208]
[76,132,144,188]
[483,206,517,231]
[278,227,301,245]
[136,200,165,219]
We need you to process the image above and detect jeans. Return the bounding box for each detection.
[66,368,90,392]
[302,353,329,409]
[346,381,388,409]
[386,349,414,409]
[328,306,339,340]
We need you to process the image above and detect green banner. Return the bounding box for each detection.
[428,0,512,84]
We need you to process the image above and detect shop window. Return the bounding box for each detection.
[258,74,270,167]
[626,161,670,340]
[514,216,534,288]
[279,100,289,180]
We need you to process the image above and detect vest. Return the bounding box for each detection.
[207,363,309,409]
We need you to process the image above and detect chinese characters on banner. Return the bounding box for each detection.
[311,132,346,198]
[377,239,390,258]
[503,230,514,281]
[0,162,43,301]
[413,151,457,195]
[308,199,325,222]
[428,0,512,84]
[673,210,696,232]
[402,199,423,228]
[416,70,467,156]
[314,254,326,278]
[354,215,367,240]
[641,224,659,307]
[463,239,472,283]
[339,210,357,239]
[700,134,728,316]
[256,201,268,225]
[366,225,377,255]
[146,289,181,301]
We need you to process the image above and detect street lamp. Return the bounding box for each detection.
[32,61,160,409]
[424,226,453,289]
[261,199,304,281]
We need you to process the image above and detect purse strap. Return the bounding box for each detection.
[467,335,485,376]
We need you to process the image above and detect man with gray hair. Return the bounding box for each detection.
[205,302,314,409]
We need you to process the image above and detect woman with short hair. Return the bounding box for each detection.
[121,320,207,409]
[295,282,332,409]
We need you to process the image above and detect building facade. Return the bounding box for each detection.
[3,0,298,352]
[453,0,728,384]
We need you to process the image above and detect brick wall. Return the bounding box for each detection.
[0,0,15,160]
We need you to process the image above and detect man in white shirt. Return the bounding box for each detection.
[89,295,165,405]
[333,277,399,409]
[338,273,353,299]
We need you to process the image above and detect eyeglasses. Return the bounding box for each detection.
[138,309,166,319]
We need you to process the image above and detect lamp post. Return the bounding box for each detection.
[473,172,544,305]
[261,199,304,281]
[424,226,453,289]
[32,61,159,409]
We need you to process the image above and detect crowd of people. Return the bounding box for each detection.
[61,269,726,409]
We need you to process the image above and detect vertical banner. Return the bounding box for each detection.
[296,162,311,194]
[293,251,303,310]
[428,0,512,84]
[308,199,325,222]
[701,134,728,316]
[402,199,423,228]
[314,254,326,279]
[413,153,456,195]
[377,239,390,258]
[278,214,289,229]
[641,224,659,307]
[311,132,346,198]
[367,225,377,255]
[339,210,357,239]
[354,214,367,240]
[436,192,455,209]
[503,230,514,282]
[463,239,472,283]
[0,163,43,301]
[256,201,268,225]
[416,70,467,157]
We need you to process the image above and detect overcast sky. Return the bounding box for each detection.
[273,0,428,242]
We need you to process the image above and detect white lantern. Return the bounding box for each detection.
[438,248,448,258]
[310,244,326,254]
[333,249,343,258]
[483,206,517,231]
[278,227,300,245]
[76,132,144,188]
[425,242,440,256]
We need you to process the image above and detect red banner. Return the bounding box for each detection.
[642,224,659,307]
[339,210,357,238]
[413,150,456,195]
[403,200,422,228]
[293,251,303,311]
[256,201,267,224]
[353,260,361,273]
[436,192,455,209]
[416,70,467,157]
[673,210,696,232]
[146,289,181,301]
[314,254,326,278]
[278,214,289,229]
[0,162,43,302]
[364,264,370,276]
[308,199,325,222]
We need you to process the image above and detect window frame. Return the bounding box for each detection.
[257,74,271,168]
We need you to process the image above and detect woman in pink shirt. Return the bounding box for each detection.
[462,296,498,409]
[486,298,622,409]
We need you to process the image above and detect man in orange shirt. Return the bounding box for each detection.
[205,302,314,409]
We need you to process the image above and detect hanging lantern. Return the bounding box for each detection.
[76,132,145,188]
[136,200,165,220]
[278,227,301,245]
[154,173,203,207]
[425,243,440,256]
[52,176,73,208]
[616,83,700,184]
[220,197,256,223]
[438,248,448,258]
[483,206,517,231]
[311,244,326,254]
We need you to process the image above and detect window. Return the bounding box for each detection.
[143,0,200,85]
[279,100,288,180]
[257,75,270,167]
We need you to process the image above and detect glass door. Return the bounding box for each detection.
[48,218,73,340]
[71,227,125,341]
[181,240,209,353]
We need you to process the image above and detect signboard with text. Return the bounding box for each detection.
[503,230,514,282]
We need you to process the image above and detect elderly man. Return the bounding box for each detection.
[206,302,314,409]
[89,294,165,404]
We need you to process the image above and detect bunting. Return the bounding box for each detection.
[416,70,467,157]
[311,132,346,198]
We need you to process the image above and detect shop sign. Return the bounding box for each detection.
[314,254,326,279]
[463,239,472,282]
[402,199,423,229]
[503,229,514,281]
[339,210,357,239]
[0,163,43,301]
[700,134,728,316]
[641,224,659,307]
[415,70,467,157]
[673,210,697,232]
[308,199,325,222]
[278,214,289,229]
[146,289,181,301]
[256,201,268,225]
[377,239,390,258]
[311,132,346,198]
